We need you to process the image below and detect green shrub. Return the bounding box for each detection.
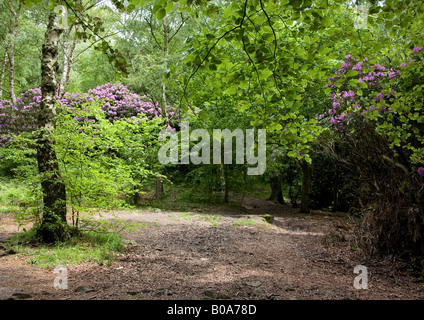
[8,229,123,268]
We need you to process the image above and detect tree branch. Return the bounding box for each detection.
[168,13,187,43]
[145,14,162,50]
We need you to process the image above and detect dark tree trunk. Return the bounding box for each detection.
[133,185,139,205]
[36,12,68,243]
[222,164,229,203]
[299,160,311,213]
[332,170,340,212]
[155,176,164,200]
[268,172,285,204]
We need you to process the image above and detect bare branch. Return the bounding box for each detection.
[168,13,187,43]
[145,14,162,50]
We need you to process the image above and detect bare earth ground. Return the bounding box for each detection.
[1,194,424,300]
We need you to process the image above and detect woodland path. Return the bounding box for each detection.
[1,193,423,300]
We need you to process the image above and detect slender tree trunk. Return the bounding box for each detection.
[155,176,164,200]
[224,166,229,203]
[154,18,170,201]
[220,164,229,203]
[36,11,68,243]
[7,47,15,105]
[161,17,169,120]
[59,24,79,93]
[64,26,78,88]
[268,172,285,204]
[0,51,8,99]
[59,29,69,94]
[299,161,311,213]
[133,184,139,205]
[6,0,21,105]
[332,170,340,212]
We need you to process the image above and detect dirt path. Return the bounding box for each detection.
[1,194,424,300]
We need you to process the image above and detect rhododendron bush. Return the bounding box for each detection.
[54,101,165,227]
[0,84,173,225]
[323,48,424,176]
[0,83,177,147]
[321,48,424,256]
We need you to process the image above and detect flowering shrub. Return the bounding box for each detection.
[58,83,177,122]
[321,48,424,258]
[0,83,177,147]
[0,84,170,219]
[322,48,424,176]
[0,88,41,146]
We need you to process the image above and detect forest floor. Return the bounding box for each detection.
[1,193,424,300]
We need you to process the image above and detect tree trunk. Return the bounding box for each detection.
[332,170,340,212]
[59,28,69,94]
[153,19,170,202]
[299,160,311,213]
[221,164,229,203]
[36,11,68,243]
[268,172,285,204]
[59,24,79,93]
[0,51,8,99]
[161,17,169,120]
[155,176,164,200]
[64,26,78,89]
[6,0,21,105]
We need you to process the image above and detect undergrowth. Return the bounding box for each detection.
[7,228,123,268]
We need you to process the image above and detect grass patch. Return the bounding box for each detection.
[0,205,19,213]
[231,218,257,227]
[197,214,222,227]
[8,229,123,268]
[0,179,40,214]
[178,212,194,220]
[178,212,222,226]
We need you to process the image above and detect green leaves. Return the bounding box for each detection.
[348,79,359,87]
[130,0,145,7]
[358,82,367,89]
[53,100,165,213]
[319,0,328,9]
[346,70,359,77]
[156,8,166,20]
[150,0,178,19]
[165,1,174,13]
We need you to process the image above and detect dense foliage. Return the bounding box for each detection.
[0,0,423,263]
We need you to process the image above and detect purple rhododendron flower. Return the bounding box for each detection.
[342,90,355,100]
[352,62,363,71]
[0,83,178,147]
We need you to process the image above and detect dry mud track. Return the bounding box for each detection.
[1,195,423,300]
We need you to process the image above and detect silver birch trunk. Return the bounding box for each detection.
[36,11,68,243]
